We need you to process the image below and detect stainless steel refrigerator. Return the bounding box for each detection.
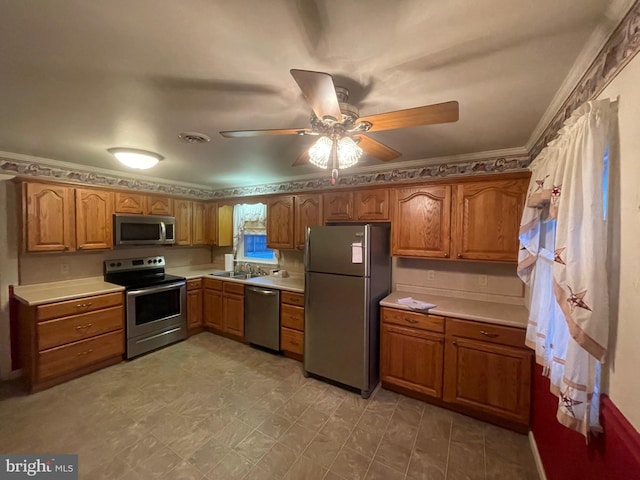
[304,224,391,398]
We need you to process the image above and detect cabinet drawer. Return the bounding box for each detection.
[223,281,244,295]
[203,278,223,291]
[187,279,203,291]
[281,291,304,307]
[281,304,304,331]
[37,306,124,351]
[281,327,303,355]
[446,318,525,348]
[38,330,124,381]
[381,307,444,333]
[37,292,123,322]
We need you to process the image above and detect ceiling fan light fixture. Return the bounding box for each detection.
[308,136,332,169]
[337,136,362,169]
[108,148,163,169]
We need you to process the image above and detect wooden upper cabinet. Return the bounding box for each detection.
[217,205,233,247]
[391,185,452,258]
[267,196,295,249]
[147,195,173,215]
[23,182,76,252]
[323,191,354,222]
[75,188,114,250]
[114,192,146,214]
[174,199,192,246]
[354,189,389,221]
[191,201,207,246]
[453,179,527,261]
[294,194,323,249]
[205,202,218,246]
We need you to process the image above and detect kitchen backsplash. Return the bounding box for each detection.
[19,247,212,285]
[211,247,305,274]
[392,257,524,304]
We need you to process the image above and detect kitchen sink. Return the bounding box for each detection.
[210,271,262,280]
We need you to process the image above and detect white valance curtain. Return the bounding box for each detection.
[518,99,616,437]
[232,203,267,253]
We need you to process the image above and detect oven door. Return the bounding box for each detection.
[126,281,186,338]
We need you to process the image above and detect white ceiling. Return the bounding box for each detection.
[0,0,617,188]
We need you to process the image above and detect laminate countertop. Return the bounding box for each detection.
[166,264,305,294]
[13,278,125,306]
[380,291,529,329]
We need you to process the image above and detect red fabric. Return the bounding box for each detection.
[532,364,640,480]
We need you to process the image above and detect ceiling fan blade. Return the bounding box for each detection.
[358,101,459,132]
[354,135,401,162]
[220,128,310,138]
[290,69,342,121]
[292,149,310,167]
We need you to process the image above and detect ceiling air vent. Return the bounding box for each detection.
[178,132,211,144]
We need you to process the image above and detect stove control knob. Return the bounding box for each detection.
[147,259,152,264]
[117,262,122,267]
[110,262,115,267]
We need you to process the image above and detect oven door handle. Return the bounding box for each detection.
[127,281,186,297]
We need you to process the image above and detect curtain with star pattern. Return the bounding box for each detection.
[518,99,616,437]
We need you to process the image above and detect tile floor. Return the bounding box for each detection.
[0,333,538,480]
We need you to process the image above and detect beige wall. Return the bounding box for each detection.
[393,257,524,304]
[19,247,212,285]
[0,179,20,379]
[598,53,640,430]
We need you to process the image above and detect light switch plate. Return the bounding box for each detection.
[478,274,488,286]
[60,263,70,274]
[427,270,435,281]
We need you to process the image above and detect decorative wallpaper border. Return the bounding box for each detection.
[1,1,638,198]
[530,0,640,158]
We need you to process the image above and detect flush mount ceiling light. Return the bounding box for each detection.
[108,148,163,169]
[178,132,211,144]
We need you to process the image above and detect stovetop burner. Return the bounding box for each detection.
[104,256,185,289]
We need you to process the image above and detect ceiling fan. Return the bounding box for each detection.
[220,69,459,183]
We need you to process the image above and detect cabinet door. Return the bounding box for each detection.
[203,289,223,330]
[224,293,244,337]
[453,179,527,261]
[267,196,295,249]
[75,188,114,250]
[217,205,233,247]
[24,183,76,252]
[391,186,451,258]
[187,288,203,329]
[381,323,444,398]
[355,189,389,221]
[294,194,323,249]
[192,201,207,246]
[205,202,218,246]
[114,192,146,214]
[174,199,192,246]
[147,195,173,215]
[323,191,354,222]
[443,336,532,424]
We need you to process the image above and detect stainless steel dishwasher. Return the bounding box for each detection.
[244,286,280,351]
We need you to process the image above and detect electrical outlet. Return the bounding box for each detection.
[478,274,488,287]
[427,270,435,281]
[60,263,70,275]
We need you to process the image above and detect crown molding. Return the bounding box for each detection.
[527,0,640,158]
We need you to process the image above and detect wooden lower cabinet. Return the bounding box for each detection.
[203,279,224,331]
[18,292,125,392]
[381,323,444,398]
[380,306,532,431]
[186,279,203,333]
[203,279,244,337]
[280,291,304,358]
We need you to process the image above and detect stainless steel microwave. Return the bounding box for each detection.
[113,214,176,246]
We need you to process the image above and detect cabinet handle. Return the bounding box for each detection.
[77,349,93,356]
[480,330,499,338]
[457,254,463,259]
[75,323,93,330]
[404,317,419,324]
[452,340,458,346]
[75,302,93,308]
[443,253,449,258]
